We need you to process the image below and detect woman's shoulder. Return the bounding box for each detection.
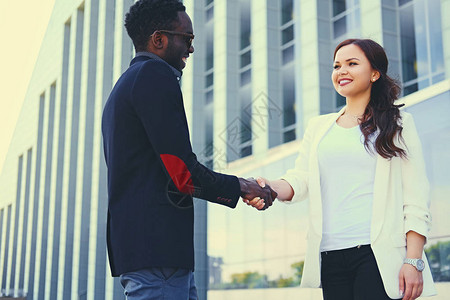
[308,112,340,126]
[399,110,412,119]
[398,110,414,127]
[302,112,340,135]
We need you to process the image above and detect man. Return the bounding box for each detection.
[101,0,276,299]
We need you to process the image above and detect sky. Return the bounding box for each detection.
[0,0,56,172]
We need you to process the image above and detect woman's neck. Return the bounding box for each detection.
[345,96,369,116]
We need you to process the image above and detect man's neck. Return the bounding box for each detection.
[135,51,182,79]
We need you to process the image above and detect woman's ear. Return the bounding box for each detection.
[371,71,380,82]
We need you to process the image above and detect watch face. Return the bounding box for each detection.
[417,259,425,271]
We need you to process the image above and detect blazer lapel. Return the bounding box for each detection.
[312,109,344,148]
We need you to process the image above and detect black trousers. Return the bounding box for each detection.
[320,245,398,300]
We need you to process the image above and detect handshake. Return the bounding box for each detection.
[238,177,277,211]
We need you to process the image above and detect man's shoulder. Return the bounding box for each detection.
[119,57,178,93]
[130,56,174,78]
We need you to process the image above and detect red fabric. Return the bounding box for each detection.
[160,154,194,194]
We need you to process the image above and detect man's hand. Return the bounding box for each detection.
[239,177,277,210]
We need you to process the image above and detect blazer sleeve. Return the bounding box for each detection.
[130,60,241,208]
[400,112,432,241]
[280,117,317,203]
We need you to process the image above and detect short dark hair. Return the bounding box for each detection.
[124,0,186,52]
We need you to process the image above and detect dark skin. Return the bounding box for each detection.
[145,12,278,209]
[238,177,277,210]
[146,11,194,71]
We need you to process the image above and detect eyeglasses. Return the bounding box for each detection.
[157,30,195,48]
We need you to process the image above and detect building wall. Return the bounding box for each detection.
[0,0,449,299]
[184,0,450,299]
[205,81,450,299]
[0,0,133,298]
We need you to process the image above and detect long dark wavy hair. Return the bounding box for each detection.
[334,39,406,159]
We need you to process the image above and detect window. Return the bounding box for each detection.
[280,0,296,143]
[332,0,361,110]
[237,0,253,158]
[281,0,294,24]
[240,69,251,87]
[282,64,296,143]
[331,0,360,39]
[399,0,445,96]
[282,25,294,45]
[240,50,251,68]
[203,3,215,167]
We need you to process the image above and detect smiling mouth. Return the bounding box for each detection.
[338,79,352,86]
[182,57,188,63]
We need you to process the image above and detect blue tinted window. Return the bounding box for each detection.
[399,0,412,5]
[282,25,294,45]
[333,0,346,16]
[399,4,417,82]
[206,6,214,22]
[241,50,251,68]
[399,0,444,92]
[281,0,293,24]
[240,69,251,86]
[428,0,445,75]
[206,73,214,88]
[284,129,296,143]
[333,16,347,38]
[282,45,294,64]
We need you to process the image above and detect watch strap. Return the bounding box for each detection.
[403,258,425,272]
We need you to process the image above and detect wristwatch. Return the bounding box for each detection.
[403,258,425,272]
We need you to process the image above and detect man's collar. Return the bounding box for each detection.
[135,52,182,80]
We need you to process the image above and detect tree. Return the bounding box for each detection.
[230,271,267,288]
[291,260,304,285]
[425,240,450,282]
[276,276,295,287]
[221,259,306,290]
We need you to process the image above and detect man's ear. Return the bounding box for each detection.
[148,31,165,50]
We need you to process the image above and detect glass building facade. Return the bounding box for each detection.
[399,0,445,96]
[0,0,449,299]
[189,0,450,299]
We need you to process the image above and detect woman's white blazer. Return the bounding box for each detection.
[282,108,436,299]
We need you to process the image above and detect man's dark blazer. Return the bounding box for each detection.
[102,55,241,276]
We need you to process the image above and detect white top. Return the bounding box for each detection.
[317,122,377,252]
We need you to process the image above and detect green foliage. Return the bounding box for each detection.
[210,240,450,290]
[291,260,304,283]
[276,276,295,287]
[230,271,267,289]
[211,260,305,290]
[425,240,450,282]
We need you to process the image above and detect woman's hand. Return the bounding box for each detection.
[257,177,295,201]
[399,231,426,299]
[399,263,423,300]
[242,177,272,210]
[256,177,269,188]
[243,197,266,210]
[242,176,295,209]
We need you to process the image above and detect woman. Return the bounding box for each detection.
[245,39,436,300]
